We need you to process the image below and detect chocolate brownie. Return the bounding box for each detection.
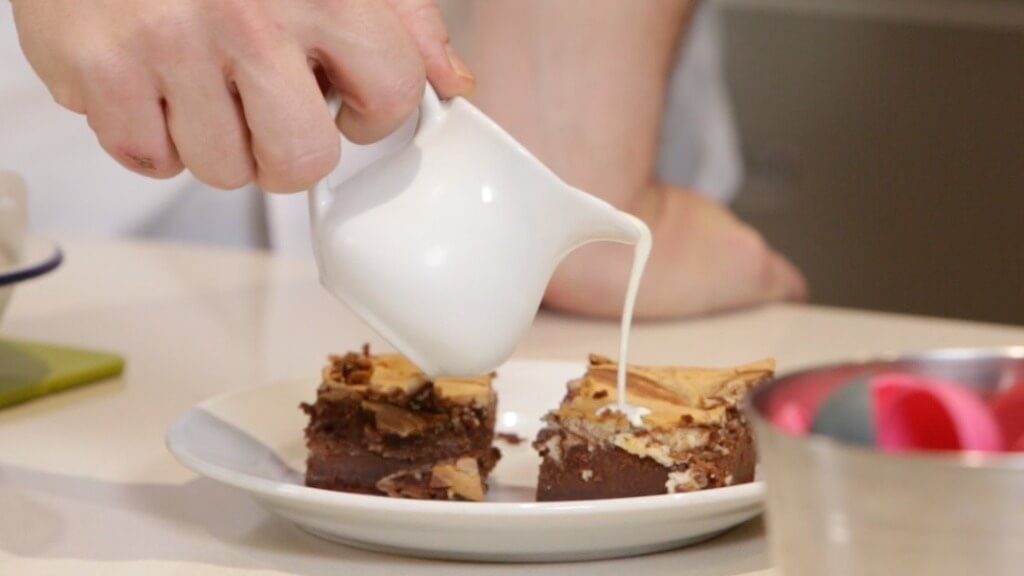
[533,355,773,501]
[301,346,500,501]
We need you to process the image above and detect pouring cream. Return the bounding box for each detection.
[595,228,653,425]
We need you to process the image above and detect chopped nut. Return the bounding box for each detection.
[430,458,485,501]
[434,376,493,406]
[369,359,429,395]
[361,401,435,436]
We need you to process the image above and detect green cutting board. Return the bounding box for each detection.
[0,339,124,408]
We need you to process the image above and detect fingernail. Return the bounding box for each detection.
[446,44,475,84]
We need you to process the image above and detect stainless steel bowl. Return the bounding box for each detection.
[749,348,1024,576]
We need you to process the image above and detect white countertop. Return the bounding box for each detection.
[3,237,1022,576]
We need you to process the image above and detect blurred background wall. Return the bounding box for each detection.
[719,0,1024,325]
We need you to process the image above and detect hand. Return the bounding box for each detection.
[470,0,805,318]
[12,0,474,192]
[544,183,806,319]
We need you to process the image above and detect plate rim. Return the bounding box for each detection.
[0,237,63,287]
[166,360,766,518]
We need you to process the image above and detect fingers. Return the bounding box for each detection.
[670,192,806,313]
[231,42,340,193]
[712,214,808,308]
[17,0,184,178]
[767,250,808,302]
[11,0,88,113]
[383,0,476,98]
[18,0,464,191]
[81,56,184,179]
[162,65,254,190]
[296,0,426,144]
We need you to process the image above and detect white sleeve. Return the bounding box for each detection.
[657,1,744,203]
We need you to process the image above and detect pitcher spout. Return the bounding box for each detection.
[558,184,651,249]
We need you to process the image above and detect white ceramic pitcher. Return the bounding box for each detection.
[309,86,648,377]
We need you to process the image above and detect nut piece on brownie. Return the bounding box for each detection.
[301,346,501,501]
[533,355,773,501]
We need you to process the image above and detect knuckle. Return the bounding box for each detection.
[76,49,144,103]
[727,224,771,271]
[85,112,103,133]
[76,48,121,87]
[180,127,256,190]
[62,24,129,79]
[194,161,254,190]
[391,0,443,22]
[257,139,339,192]
[136,4,201,54]
[733,229,779,288]
[356,73,424,122]
[740,227,769,258]
[50,86,85,113]
[409,0,446,28]
[213,1,279,62]
[221,172,255,190]
[212,0,253,21]
[142,27,188,62]
[388,0,452,44]
[309,0,348,20]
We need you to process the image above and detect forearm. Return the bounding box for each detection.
[469,0,694,216]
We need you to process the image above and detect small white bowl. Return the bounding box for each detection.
[0,237,63,325]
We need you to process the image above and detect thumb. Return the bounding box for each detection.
[383,0,475,98]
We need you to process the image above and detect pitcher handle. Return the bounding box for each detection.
[309,83,445,216]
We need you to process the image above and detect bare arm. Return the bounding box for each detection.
[469,0,805,318]
[471,0,690,215]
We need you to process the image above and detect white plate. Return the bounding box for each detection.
[166,360,764,562]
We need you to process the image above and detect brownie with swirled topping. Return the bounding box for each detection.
[533,355,773,501]
[301,346,500,501]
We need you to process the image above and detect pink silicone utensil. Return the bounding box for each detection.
[764,367,860,435]
[872,373,1003,452]
[989,380,1024,451]
[771,401,813,435]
